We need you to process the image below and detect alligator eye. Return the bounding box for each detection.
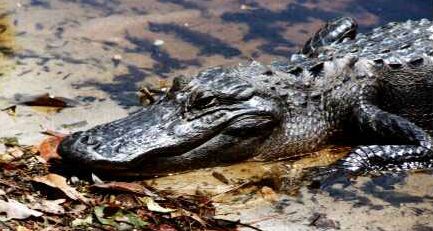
[185,91,218,111]
[193,95,217,109]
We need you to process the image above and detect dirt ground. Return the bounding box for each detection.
[0,0,432,230]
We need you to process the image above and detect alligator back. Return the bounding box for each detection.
[293,19,433,134]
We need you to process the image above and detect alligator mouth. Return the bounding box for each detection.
[58,98,276,174]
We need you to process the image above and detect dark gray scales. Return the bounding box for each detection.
[58,17,433,180]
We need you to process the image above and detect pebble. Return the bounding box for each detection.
[153,39,165,46]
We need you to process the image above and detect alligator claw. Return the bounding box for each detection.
[308,164,355,190]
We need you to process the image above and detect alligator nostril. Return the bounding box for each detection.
[79,135,99,146]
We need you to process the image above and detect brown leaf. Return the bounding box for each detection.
[8,146,24,158]
[32,174,88,203]
[92,181,158,197]
[16,226,31,231]
[140,197,175,213]
[38,136,64,161]
[259,186,279,202]
[170,208,206,227]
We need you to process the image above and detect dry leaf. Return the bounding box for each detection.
[93,182,157,197]
[30,199,65,215]
[38,136,64,161]
[259,186,279,202]
[93,206,118,227]
[140,197,175,213]
[69,204,87,215]
[32,174,87,203]
[16,226,31,231]
[0,153,14,163]
[71,215,93,227]
[0,199,43,220]
[170,208,206,226]
[8,147,24,158]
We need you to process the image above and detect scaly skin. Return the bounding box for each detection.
[59,18,433,177]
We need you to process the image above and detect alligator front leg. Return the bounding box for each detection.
[311,98,433,187]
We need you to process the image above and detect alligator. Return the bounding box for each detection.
[59,17,433,179]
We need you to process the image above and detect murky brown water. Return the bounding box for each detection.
[0,0,432,230]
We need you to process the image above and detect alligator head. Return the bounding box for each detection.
[59,62,293,175]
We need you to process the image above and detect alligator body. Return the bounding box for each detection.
[59,18,433,177]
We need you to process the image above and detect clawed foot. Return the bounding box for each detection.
[306,162,359,190]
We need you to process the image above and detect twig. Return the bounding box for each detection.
[246,214,283,225]
[212,218,264,231]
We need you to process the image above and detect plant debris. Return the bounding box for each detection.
[32,174,88,203]
[92,181,158,197]
[0,139,253,230]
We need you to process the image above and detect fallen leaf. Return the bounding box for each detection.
[16,226,31,231]
[93,206,148,229]
[93,182,158,197]
[8,146,24,158]
[69,204,87,215]
[140,197,175,213]
[0,153,14,163]
[38,136,64,161]
[93,206,118,227]
[0,137,19,146]
[32,174,87,203]
[259,186,279,202]
[113,210,148,228]
[170,208,206,227]
[0,199,42,220]
[30,199,65,215]
[71,214,93,227]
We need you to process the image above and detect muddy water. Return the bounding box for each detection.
[0,0,432,230]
